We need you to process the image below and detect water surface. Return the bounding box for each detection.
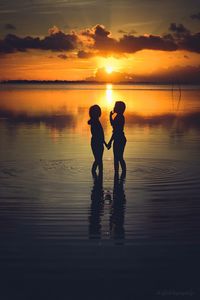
[0,84,200,299]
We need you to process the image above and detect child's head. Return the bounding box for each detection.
[89,105,101,120]
[114,101,126,114]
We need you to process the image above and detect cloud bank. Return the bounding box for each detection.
[0,22,200,56]
[88,65,200,83]
[0,27,78,54]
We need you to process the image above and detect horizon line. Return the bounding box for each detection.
[1,80,200,85]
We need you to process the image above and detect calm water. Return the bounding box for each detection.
[0,84,200,299]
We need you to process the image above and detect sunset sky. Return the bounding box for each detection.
[0,0,200,82]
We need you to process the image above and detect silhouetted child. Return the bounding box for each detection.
[88,105,107,175]
[107,101,126,176]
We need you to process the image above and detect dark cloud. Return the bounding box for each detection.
[118,34,177,53]
[133,65,200,83]
[191,12,200,20]
[4,23,16,30]
[91,25,117,51]
[57,53,67,59]
[0,28,79,54]
[1,23,200,55]
[89,24,177,53]
[178,32,200,53]
[77,50,94,58]
[94,24,110,38]
[82,24,199,54]
[169,23,190,36]
[89,64,200,84]
[167,23,200,53]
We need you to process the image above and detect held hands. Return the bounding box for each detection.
[110,111,114,117]
[106,141,112,150]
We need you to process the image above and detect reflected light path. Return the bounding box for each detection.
[105,84,114,107]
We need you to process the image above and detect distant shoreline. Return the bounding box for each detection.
[1,80,200,85]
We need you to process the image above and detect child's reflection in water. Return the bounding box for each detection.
[109,174,126,242]
[89,173,104,239]
[89,173,126,242]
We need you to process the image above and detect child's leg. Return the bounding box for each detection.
[92,143,103,175]
[120,143,126,176]
[91,143,98,175]
[118,140,126,175]
[113,142,119,174]
[120,158,126,175]
[92,161,98,174]
[96,146,104,175]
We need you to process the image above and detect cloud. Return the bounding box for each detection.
[88,64,200,84]
[133,65,200,83]
[77,50,94,58]
[92,25,117,51]
[97,68,127,81]
[57,54,67,59]
[80,24,177,54]
[1,23,200,55]
[190,12,200,20]
[169,23,190,36]
[178,32,200,53]
[48,25,61,35]
[81,24,200,55]
[4,23,16,30]
[0,28,79,54]
[118,34,177,53]
[87,67,133,82]
[167,23,200,53]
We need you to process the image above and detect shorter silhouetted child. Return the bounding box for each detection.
[88,105,107,175]
[107,101,126,176]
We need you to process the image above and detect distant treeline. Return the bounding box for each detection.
[0,80,95,84]
[0,80,199,85]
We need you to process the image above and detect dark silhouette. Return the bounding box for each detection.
[88,172,104,239]
[107,101,127,176]
[110,174,126,242]
[88,105,107,175]
[88,171,126,241]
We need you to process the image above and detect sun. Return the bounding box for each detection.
[105,66,113,74]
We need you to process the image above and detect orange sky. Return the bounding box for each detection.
[1,48,200,81]
[0,1,200,82]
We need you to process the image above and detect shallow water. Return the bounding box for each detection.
[0,84,200,299]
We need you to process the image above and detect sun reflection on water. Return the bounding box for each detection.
[105,84,114,107]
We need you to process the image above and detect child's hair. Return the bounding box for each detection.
[88,104,101,124]
[114,101,126,114]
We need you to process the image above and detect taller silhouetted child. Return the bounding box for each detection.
[107,101,126,177]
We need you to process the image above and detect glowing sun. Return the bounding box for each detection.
[105,66,114,74]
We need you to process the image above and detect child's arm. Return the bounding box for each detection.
[106,111,115,149]
[107,134,114,149]
[110,111,114,126]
